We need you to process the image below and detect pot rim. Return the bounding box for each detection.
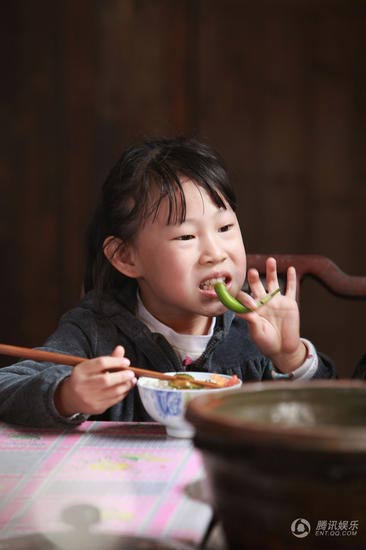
[186,380,366,453]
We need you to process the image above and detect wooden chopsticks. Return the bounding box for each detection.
[0,343,219,389]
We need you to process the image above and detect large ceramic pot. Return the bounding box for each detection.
[186,380,366,549]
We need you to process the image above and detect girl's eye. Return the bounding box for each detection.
[219,224,233,233]
[176,234,195,241]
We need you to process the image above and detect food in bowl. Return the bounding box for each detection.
[137,371,242,438]
[158,372,239,390]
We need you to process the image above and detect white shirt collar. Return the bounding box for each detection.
[136,291,215,362]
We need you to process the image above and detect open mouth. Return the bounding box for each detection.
[199,276,229,291]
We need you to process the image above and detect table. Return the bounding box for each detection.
[0,421,217,550]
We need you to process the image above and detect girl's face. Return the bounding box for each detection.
[128,179,246,334]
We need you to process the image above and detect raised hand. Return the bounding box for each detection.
[237,257,307,373]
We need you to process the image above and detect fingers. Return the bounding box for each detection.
[235,290,258,312]
[246,268,266,298]
[101,370,137,399]
[75,356,137,395]
[77,354,131,375]
[69,366,137,415]
[265,257,280,293]
[61,347,138,416]
[74,347,135,381]
[265,257,297,299]
[76,382,136,415]
[285,266,297,300]
[248,257,296,299]
[247,257,279,298]
[110,345,127,358]
[101,368,136,389]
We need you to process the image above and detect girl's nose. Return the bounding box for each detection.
[199,236,227,265]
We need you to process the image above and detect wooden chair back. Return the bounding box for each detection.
[246,254,366,303]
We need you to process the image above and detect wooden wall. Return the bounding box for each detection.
[1,0,365,376]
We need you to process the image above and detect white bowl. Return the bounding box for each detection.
[137,371,242,438]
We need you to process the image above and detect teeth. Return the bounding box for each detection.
[200,277,226,290]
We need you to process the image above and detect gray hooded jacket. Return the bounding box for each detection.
[0,283,336,428]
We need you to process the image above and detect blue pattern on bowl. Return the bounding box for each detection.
[153,391,182,417]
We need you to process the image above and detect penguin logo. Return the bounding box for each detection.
[291,518,311,538]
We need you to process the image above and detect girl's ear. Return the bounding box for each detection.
[103,236,141,278]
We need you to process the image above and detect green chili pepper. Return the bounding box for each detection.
[214,282,252,313]
[168,374,202,390]
[214,282,280,314]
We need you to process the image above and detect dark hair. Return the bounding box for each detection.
[84,136,237,296]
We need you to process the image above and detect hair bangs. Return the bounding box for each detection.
[143,163,231,228]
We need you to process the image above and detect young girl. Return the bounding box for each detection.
[0,137,335,427]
